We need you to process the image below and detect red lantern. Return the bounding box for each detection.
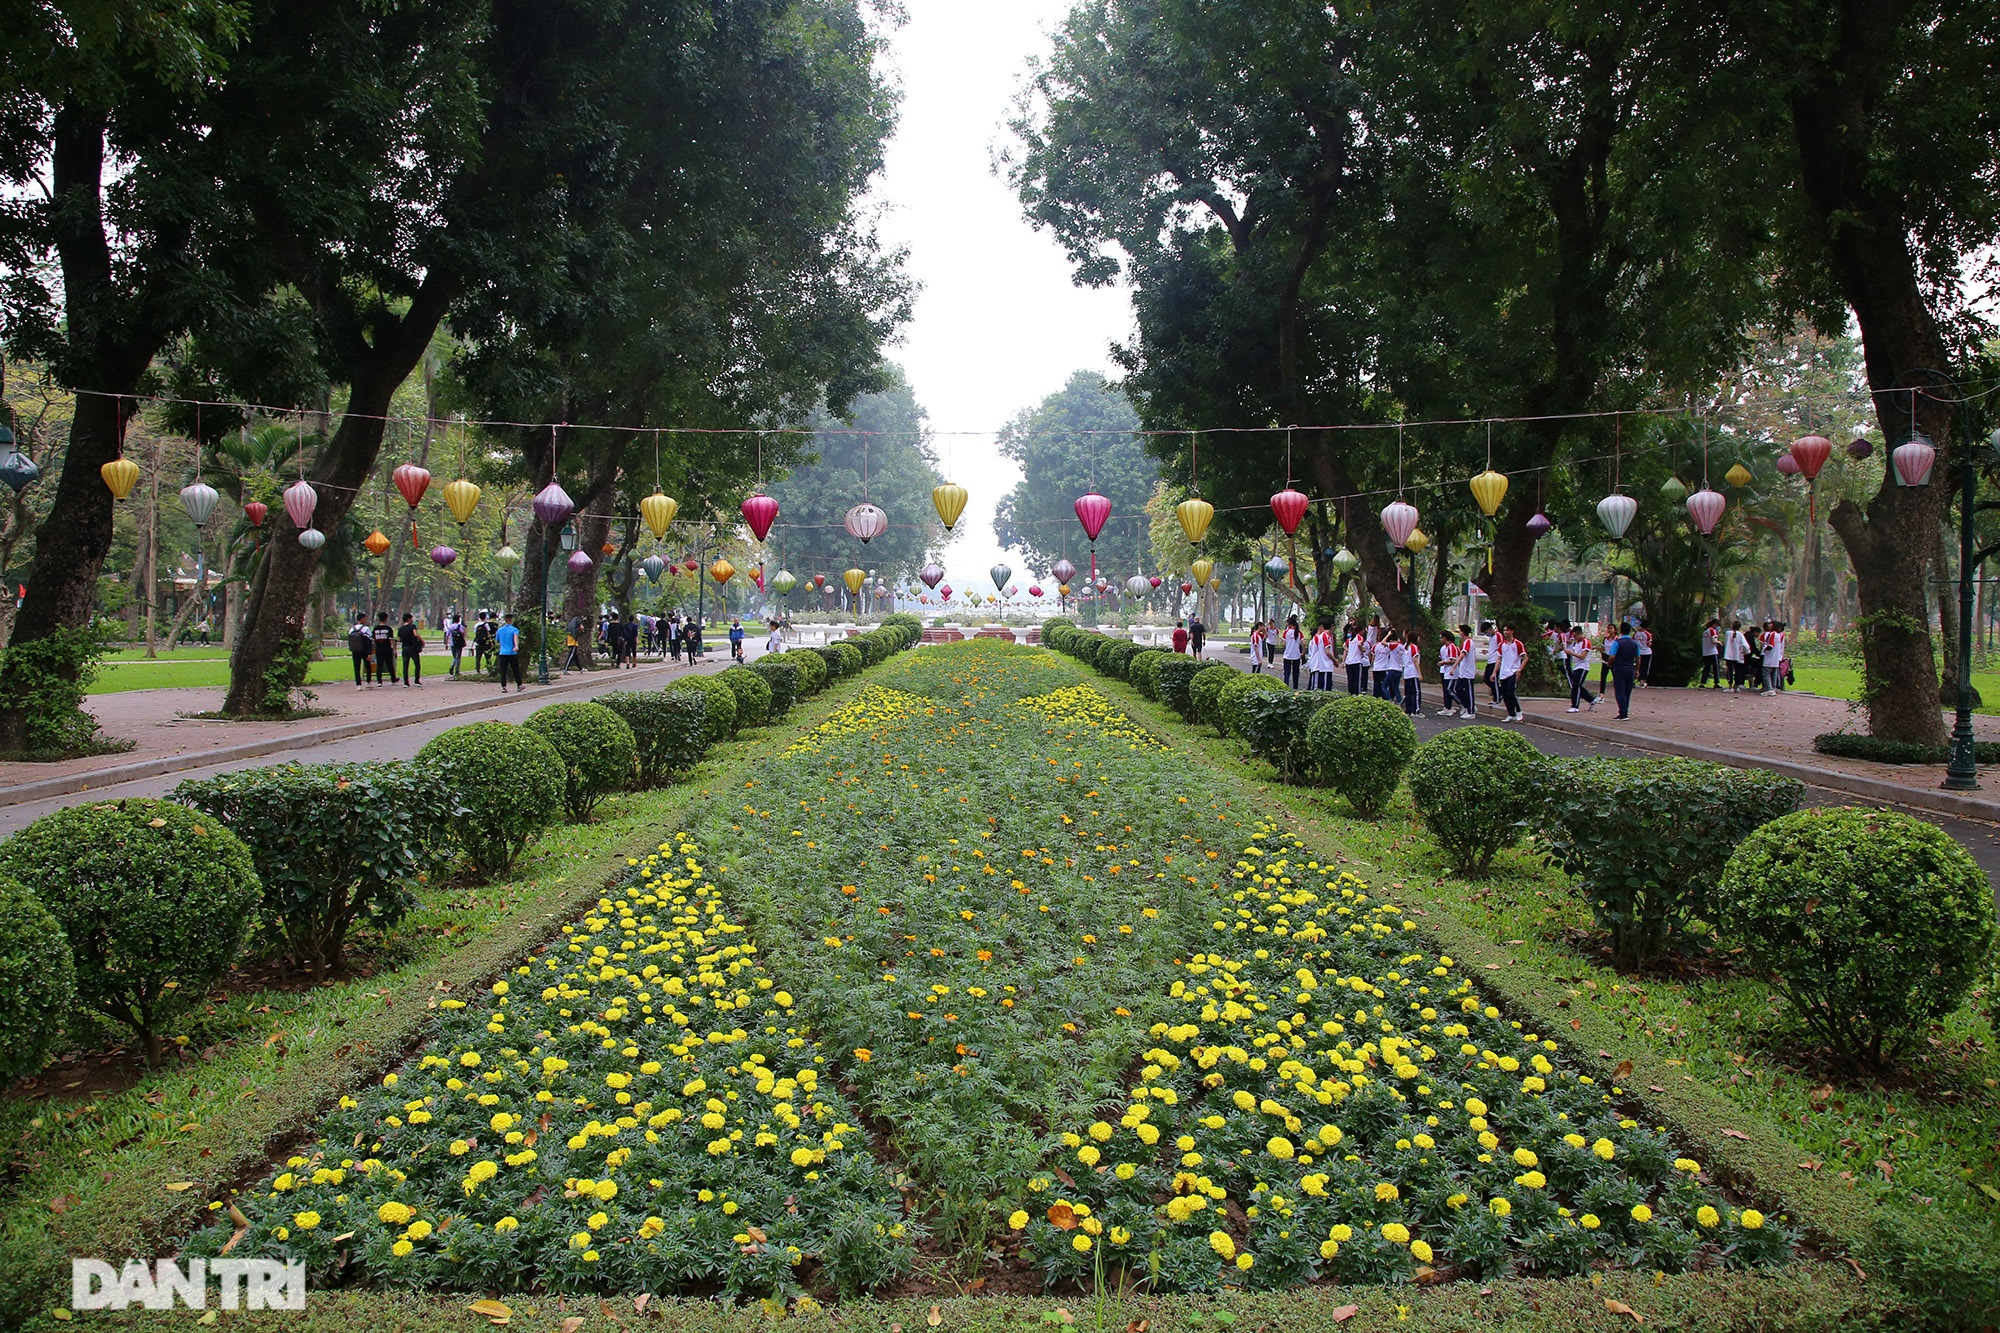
[741,493,779,542]
[243,500,268,529]
[1149,575,1162,588]
[392,463,431,510]
[684,560,699,573]
[1790,435,1833,481]
[1074,492,1111,541]
[1270,488,1310,536]
[1180,581,1194,594]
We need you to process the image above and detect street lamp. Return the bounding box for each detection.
[539,523,576,684]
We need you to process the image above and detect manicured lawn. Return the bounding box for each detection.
[1786,662,2000,716]
[90,656,356,694]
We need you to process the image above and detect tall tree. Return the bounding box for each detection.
[993,371,1158,582]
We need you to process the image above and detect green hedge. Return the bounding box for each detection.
[1813,731,2000,765]
[598,690,711,787]
[1242,691,1335,784]
[666,674,741,742]
[716,666,774,729]
[1127,649,1169,700]
[1217,672,1286,739]
[1407,726,1541,873]
[525,701,640,820]
[1188,663,1238,736]
[790,645,830,696]
[754,655,802,716]
[415,721,566,876]
[1156,657,1204,719]
[1306,694,1417,817]
[0,876,75,1081]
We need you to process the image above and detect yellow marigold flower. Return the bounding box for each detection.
[1267,1137,1295,1160]
[1318,1239,1340,1259]
[1674,1158,1700,1173]
[1564,1133,1587,1149]
[1512,1147,1538,1168]
[1375,1181,1400,1203]
[1235,1253,1253,1271]
[1592,1138,1616,1161]
[1110,1226,1131,1245]
[391,1240,414,1257]
[1114,1163,1137,1181]
[1072,1234,1092,1253]
[1489,1198,1511,1217]
[1077,1146,1101,1167]
[1740,1210,1765,1230]
[1208,1231,1236,1260]
[292,1211,321,1230]
[376,1202,413,1226]
[1327,1224,1353,1242]
[1410,1239,1433,1263]
[1381,1222,1410,1244]
[1580,1214,1600,1230]
[405,1220,434,1241]
[1087,1121,1114,1142]
[1478,1131,1500,1151]
[1009,1210,1029,1230]
[1631,1204,1654,1224]
[1697,1206,1719,1228]
[494,1216,519,1232]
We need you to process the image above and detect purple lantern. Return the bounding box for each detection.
[430,545,458,569]
[1051,558,1078,586]
[534,481,576,528]
[918,562,945,590]
[1775,453,1802,477]
[567,548,595,573]
[1847,437,1874,459]
[1525,512,1553,538]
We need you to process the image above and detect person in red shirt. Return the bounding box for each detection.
[1172,624,1189,654]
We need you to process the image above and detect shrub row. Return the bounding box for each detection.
[0,625,921,1080]
[1813,731,2000,765]
[1042,626,1996,1073]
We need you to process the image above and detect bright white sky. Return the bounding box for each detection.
[868,0,1133,597]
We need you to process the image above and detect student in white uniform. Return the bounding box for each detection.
[1343,624,1366,695]
[1281,615,1305,690]
[1453,622,1479,717]
[1304,622,1331,691]
[1723,619,1748,693]
[1495,626,1525,721]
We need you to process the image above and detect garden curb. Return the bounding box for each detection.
[1517,710,2000,822]
[0,657,711,808]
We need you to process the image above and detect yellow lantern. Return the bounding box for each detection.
[843,567,866,595]
[1176,497,1215,543]
[442,477,481,525]
[709,557,735,585]
[1469,469,1509,517]
[100,458,140,500]
[1724,463,1752,488]
[641,492,679,540]
[1191,556,1215,586]
[1405,528,1431,554]
[364,529,392,556]
[1208,577,1221,591]
[931,482,969,531]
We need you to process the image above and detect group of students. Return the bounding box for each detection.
[1696,618,1792,694]
[1242,616,1533,722]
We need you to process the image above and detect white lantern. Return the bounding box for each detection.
[178,480,221,528]
[1596,493,1638,539]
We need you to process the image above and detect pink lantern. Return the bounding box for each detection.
[1380,499,1420,548]
[1893,433,1936,487]
[940,583,953,598]
[741,493,779,542]
[1074,492,1111,542]
[1028,585,1043,598]
[1149,575,1162,588]
[1271,488,1310,536]
[1051,558,1078,586]
[919,562,945,589]
[392,463,431,510]
[567,549,595,573]
[282,479,318,530]
[1775,452,1801,476]
[1686,488,1726,535]
[844,502,888,544]
[1789,434,1832,481]
[430,545,458,568]
[243,500,268,529]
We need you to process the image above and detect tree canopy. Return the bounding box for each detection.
[993,371,1158,581]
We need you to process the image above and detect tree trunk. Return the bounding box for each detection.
[566,505,611,668]
[142,443,161,657]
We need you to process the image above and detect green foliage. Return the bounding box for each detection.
[812,645,848,680]
[0,877,74,1081]
[1406,726,1541,873]
[718,666,774,729]
[831,641,864,677]
[0,620,118,754]
[1216,671,1286,739]
[525,701,640,820]
[1306,694,1418,818]
[0,800,258,1066]
[1099,639,1143,679]
[260,633,318,715]
[174,763,455,980]
[666,674,740,743]
[1187,662,1238,735]
[415,722,565,877]
[790,645,830,696]
[1717,808,1995,1072]
[597,691,711,788]
[993,372,1158,575]
[1127,648,1168,700]
[1811,731,2000,765]
[1241,690,1335,785]
[1536,758,1803,971]
[1155,656,1204,719]
[753,655,802,716]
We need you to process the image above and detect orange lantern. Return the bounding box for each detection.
[364,529,392,557]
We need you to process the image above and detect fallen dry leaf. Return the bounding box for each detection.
[634,1294,651,1314]
[1604,1298,1644,1323]
[1330,1306,1360,1323]
[1614,1059,1634,1080]
[163,1182,194,1192]
[1127,1321,1148,1333]
[1720,1129,1751,1141]
[927,1306,943,1328]
[467,1299,513,1325]
[559,1318,584,1333]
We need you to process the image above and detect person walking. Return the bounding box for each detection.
[1369,630,1395,700]
[1249,621,1267,673]
[1343,623,1366,694]
[473,612,494,675]
[1454,623,1479,718]
[1496,625,1525,722]
[446,614,466,678]
[495,612,524,692]
[766,620,784,655]
[1761,620,1787,695]
[347,616,373,690]
[1607,622,1641,719]
[1723,619,1748,693]
[1280,615,1304,689]
[1188,615,1207,661]
[1435,632,1460,716]
[398,613,424,686]
[1564,626,1597,712]
[729,618,746,662]
[1402,631,1424,715]
[1699,618,1722,688]
[371,612,396,687]
[1635,618,1655,685]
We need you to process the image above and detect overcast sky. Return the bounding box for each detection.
[868,0,1132,598]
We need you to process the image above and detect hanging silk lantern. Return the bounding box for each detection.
[641,554,667,583]
[1405,528,1431,554]
[1192,556,1215,586]
[1596,493,1638,539]
[919,562,945,589]
[1526,512,1553,538]
[844,503,888,544]
[1148,575,1162,588]
[1893,433,1936,487]
[1263,554,1289,580]
[812,573,826,589]
[533,481,575,529]
[1180,581,1194,594]
[430,545,458,569]
[990,562,1012,591]
[710,558,735,585]
[640,492,678,539]
[283,478,317,528]
[1270,488,1309,536]
[1468,470,1508,517]
[1659,476,1689,503]
[243,500,268,529]
[741,493,779,542]
[392,463,431,510]
[753,568,767,592]
[101,458,141,500]
[941,583,953,598]
[568,549,596,574]
[932,482,969,531]
[1790,434,1833,480]
[1775,453,1802,476]
[1847,437,1874,460]
[298,527,326,551]
[442,478,481,526]
[1007,584,1018,596]
[1329,547,1360,575]
[1724,462,1752,487]
[1074,492,1112,542]
[1380,499,1419,548]
[595,540,613,558]
[493,544,522,572]
[1056,583,1069,598]
[1028,585,1043,598]
[842,568,866,595]
[1686,488,1726,535]
[1051,558,1078,587]
[685,560,700,574]
[364,529,392,557]
[179,481,221,528]
[1176,497,1215,543]
[771,569,797,595]
[1208,577,1220,591]
[0,448,40,493]
[1123,574,1148,597]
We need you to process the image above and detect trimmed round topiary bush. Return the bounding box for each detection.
[1156,657,1204,720]
[1716,807,1996,1071]
[416,721,565,876]
[1217,672,1286,740]
[1407,725,1542,873]
[525,701,639,819]
[717,666,773,729]
[1127,649,1168,700]
[666,674,740,742]
[753,655,802,716]
[812,645,848,681]
[1099,640,1142,679]
[1242,691,1336,784]
[0,799,258,1067]
[831,641,864,677]
[1188,664,1239,736]
[598,691,710,787]
[0,877,74,1080]
[1305,694,1418,817]
[790,647,830,696]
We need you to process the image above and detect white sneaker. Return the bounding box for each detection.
[1567,706,1580,713]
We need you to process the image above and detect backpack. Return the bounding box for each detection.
[347,626,370,654]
